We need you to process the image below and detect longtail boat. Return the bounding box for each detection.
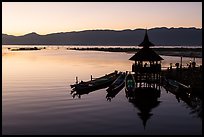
[106,72,126,101]
[162,77,191,94]
[70,71,119,93]
[125,72,136,93]
[106,72,126,92]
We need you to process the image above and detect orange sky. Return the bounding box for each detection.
[2,2,202,36]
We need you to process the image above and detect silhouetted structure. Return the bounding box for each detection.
[129,29,163,89]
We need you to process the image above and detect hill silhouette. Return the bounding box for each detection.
[2,27,202,46]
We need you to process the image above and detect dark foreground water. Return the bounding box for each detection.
[2,46,202,135]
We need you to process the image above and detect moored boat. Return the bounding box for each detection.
[106,72,126,101]
[106,72,126,92]
[162,76,191,94]
[70,71,119,92]
[125,72,136,93]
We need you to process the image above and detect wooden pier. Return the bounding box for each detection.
[161,65,202,96]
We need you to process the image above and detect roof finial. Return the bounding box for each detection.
[138,27,154,48]
[145,27,148,36]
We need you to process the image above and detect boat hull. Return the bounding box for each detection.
[106,72,126,92]
[125,73,136,93]
[70,71,119,95]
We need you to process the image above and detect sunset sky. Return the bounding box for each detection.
[2,2,202,36]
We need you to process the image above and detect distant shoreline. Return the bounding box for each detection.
[67,47,202,58]
[4,46,202,58]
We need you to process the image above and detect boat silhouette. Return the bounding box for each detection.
[125,72,136,93]
[106,72,126,101]
[70,71,119,98]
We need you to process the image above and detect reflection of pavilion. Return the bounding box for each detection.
[125,88,161,129]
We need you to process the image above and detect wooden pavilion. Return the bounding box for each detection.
[129,29,164,89]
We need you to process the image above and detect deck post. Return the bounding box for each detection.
[76,76,78,84]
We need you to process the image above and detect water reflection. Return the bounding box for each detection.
[70,86,107,99]
[188,95,202,119]
[106,85,125,102]
[163,83,202,120]
[125,87,161,129]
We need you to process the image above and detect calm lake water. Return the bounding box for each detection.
[2,46,202,135]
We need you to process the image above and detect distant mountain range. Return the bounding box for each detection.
[2,27,202,46]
